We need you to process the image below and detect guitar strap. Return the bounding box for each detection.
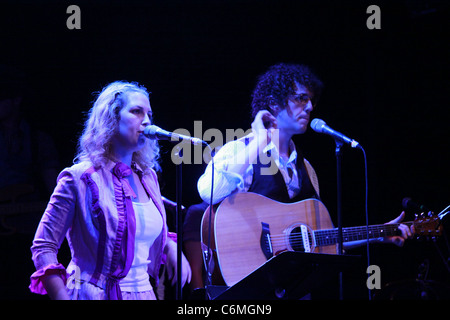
[303,158,320,199]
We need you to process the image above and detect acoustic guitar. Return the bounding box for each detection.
[201,192,443,287]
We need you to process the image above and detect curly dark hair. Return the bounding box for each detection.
[251,63,323,118]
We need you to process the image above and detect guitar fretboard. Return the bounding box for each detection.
[314,222,414,246]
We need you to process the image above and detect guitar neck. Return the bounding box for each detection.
[315,222,413,246]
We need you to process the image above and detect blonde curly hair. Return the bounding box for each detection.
[74,81,160,172]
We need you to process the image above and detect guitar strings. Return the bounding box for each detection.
[268,222,407,240]
[268,223,407,247]
[269,229,400,242]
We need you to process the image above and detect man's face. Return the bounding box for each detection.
[275,83,315,135]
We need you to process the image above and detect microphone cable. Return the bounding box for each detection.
[360,145,371,300]
[204,144,215,292]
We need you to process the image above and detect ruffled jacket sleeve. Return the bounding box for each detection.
[29,169,77,294]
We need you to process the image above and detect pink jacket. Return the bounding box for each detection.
[30,160,169,299]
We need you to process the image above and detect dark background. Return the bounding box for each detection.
[1,0,449,299]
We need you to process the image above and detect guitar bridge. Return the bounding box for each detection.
[260,222,273,260]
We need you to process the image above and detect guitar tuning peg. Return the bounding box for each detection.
[427,211,434,217]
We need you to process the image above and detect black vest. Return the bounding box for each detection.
[248,151,319,203]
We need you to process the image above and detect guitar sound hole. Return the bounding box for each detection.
[289,227,306,252]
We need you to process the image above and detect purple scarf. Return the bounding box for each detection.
[106,162,137,300]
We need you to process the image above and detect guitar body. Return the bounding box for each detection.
[201,192,444,287]
[201,192,337,287]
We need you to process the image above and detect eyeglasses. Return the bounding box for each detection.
[289,93,316,107]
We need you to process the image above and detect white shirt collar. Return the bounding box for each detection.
[262,139,297,167]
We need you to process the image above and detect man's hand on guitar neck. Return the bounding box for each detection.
[383,211,414,247]
[343,211,414,250]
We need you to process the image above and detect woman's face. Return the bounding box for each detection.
[113,91,152,155]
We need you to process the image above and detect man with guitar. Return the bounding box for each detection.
[193,63,413,294]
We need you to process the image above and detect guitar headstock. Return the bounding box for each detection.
[413,212,443,239]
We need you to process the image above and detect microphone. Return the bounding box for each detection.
[143,125,206,146]
[310,118,361,149]
[402,197,430,213]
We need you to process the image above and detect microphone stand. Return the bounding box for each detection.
[175,147,183,300]
[335,139,344,300]
[204,146,215,299]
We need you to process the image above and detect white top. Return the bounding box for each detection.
[120,199,163,292]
